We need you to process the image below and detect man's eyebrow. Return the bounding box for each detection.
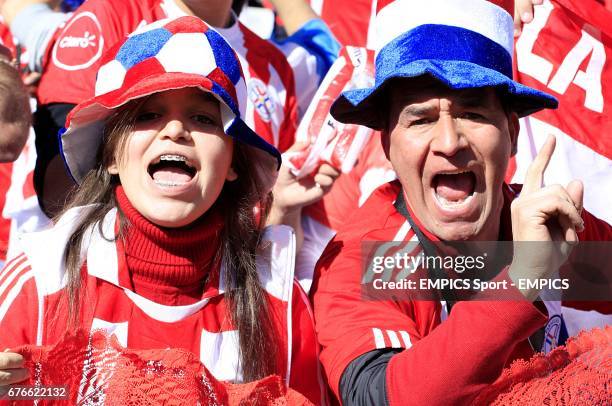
[400,103,436,116]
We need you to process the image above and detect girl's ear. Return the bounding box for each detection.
[226,166,238,181]
[107,160,119,175]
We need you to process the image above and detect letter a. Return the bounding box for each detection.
[547,25,606,113]
[516,0,555,85]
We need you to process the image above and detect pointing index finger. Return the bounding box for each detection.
[523,135,556,195]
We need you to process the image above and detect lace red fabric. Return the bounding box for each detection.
[475,326,612,405]
[7,330,312,405]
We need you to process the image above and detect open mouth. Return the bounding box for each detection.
[432,170,476,207]
[147,154,196,187]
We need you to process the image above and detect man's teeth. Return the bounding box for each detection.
[435,193,472,207]
[154,180,186,187]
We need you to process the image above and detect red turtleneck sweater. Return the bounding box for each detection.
[115,186,223,306]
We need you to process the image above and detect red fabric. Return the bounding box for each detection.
[6,329,312,405]
[311,180,611,404]
[312,0,374,47]
[514,0,612,160]
[288,47,375,178]
[0,208,324,404]
[303,131,393,230]
[0,163,13,259]
[0,20,16,59]
[475,326,612,405]
[115,186,222,305]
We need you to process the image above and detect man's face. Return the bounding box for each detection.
[383,79,519,241]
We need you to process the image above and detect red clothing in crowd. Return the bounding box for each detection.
[312,180,612,404]
[0,187,324,404]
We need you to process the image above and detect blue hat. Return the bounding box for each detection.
[331,0,558,129]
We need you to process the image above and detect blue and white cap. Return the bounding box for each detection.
[331,0,558,129]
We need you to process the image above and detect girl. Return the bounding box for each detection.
[0,16,323,404]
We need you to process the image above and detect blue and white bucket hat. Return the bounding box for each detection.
[331,0,558,129]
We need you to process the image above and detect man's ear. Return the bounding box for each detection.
[226,167,238,181]
[508,112,520,157]
[381,122,391,160]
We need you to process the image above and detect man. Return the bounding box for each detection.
[2,0,338,216]
[311,0,612,404]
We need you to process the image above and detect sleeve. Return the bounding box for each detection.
[0,254,38,349]
[579,209,612,241]
[385,300,547,406]
[294,215,336,294]
[340,349,399,405]
[274,18,340,119]
[288,280,325,405]
[312,237,548,405]
[37,0,125,105]
[10,4,70,72]
[561,209,612,315]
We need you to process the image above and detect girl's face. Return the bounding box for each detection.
[108,88,236,228]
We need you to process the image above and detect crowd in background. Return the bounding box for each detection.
[0,0,610,404]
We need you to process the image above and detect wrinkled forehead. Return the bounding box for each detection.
[387,77,501,110]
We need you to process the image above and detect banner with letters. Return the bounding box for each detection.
[510,0,612,225]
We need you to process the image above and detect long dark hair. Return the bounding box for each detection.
[59,98,279,381]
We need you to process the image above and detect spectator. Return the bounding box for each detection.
[311,0,612,404]
[3,0,339,217]
[0,16,323,402]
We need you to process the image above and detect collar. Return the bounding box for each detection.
[115,186,223,305]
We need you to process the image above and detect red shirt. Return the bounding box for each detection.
[311,180,611,404]
[0,203,324,403]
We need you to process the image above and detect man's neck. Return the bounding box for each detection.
[173,0,233,28]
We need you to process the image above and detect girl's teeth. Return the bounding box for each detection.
[154,180,186,187]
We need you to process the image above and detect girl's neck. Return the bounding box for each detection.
[115,186,223,305]
[173,0,233,28]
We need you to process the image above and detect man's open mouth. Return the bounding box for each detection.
[432,170,476,207]
[147,154,196,187]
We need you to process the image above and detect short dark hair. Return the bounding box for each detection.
[381,75,516,134]
[232,0,248,14]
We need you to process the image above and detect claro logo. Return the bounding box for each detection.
[58,31,97,49]
[52,12,104,71]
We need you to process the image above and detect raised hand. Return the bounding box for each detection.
[508,135,584,300]
[267,142,341,251]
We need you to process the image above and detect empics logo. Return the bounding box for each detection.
[52,12,104,71]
